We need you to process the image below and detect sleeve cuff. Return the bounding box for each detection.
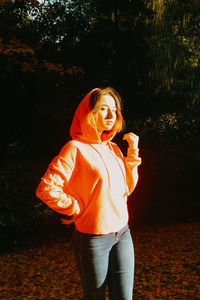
[128,148,139,156]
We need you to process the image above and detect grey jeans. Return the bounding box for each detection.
[72,225,134,300]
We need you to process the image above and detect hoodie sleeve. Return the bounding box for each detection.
[111,143,141,196]
[36,141,80,216]
[124,147,141,195]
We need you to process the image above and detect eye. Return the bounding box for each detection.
[100,106,108,111]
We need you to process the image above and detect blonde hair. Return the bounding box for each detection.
[88,87,125,133]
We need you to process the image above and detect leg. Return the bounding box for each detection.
[72,229,113,300]
[108,226,134,300]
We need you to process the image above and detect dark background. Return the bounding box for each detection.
[0,0,200,252]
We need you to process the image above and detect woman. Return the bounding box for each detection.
[36,87,141,300]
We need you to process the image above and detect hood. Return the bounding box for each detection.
[70,88,117,144]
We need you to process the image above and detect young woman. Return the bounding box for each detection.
[36,87,141,300]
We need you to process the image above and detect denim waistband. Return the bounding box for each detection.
[75,224,129,238]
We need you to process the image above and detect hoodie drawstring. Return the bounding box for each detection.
[89,144,112,190]
[89,143,128,196]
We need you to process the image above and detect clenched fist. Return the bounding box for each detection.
[123,132,139,149]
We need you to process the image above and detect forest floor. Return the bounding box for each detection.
[0,221,200,300]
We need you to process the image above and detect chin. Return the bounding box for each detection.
[104,125,114,131]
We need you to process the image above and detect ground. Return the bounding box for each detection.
[0,221,200,299]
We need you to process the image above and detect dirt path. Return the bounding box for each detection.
[0,222,200,299]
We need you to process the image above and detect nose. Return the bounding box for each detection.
[107,109,114,119]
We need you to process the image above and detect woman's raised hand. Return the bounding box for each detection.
[123,132,139,149]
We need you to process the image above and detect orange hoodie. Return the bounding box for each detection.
[36,88,141,234]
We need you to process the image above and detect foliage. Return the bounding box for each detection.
[0,0,200,153]
[0,0,200,235]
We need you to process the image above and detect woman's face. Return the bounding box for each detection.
[93,94,117,134]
